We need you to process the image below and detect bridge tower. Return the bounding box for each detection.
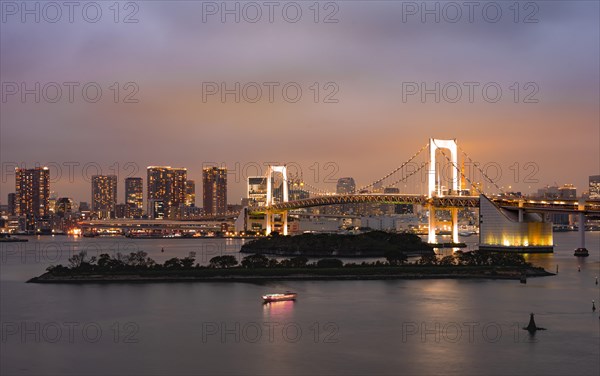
[265,165,289,235]
[428,139,460,244]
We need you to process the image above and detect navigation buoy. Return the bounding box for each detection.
[556,265,559,274]
[595,276,598,285]
[161,248,164,253]
[520,272,527,284]
[578,265,581,272]
[523,313,546,333]
[593,301,596,312]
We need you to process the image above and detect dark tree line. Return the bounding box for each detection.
[46,249,530,275]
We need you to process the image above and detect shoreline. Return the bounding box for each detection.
[28,267,554,284]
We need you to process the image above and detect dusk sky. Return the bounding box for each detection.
[1,1,598,204]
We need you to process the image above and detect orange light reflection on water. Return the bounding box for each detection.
[262,300,296,319]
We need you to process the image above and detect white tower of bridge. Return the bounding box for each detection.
[427,139,460,244]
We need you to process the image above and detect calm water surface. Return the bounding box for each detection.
[1,233,599,375]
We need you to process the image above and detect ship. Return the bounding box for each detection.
[262,292,297,303]
[573,248,589,257]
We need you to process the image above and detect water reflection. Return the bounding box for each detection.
[262,300,296,320]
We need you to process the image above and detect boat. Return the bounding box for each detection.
[573,248,589,257]
[262,292,297,303]
[458,231,473,237]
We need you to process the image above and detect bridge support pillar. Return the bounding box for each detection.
[451,208,458,244]
[282,210,288,236]
[575,212,588,255]
[428,205,436,244]
[265,210,272,235]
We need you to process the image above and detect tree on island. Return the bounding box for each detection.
[241,254,270,268]
[164,257,183,269]
[317,258,343,268]
[438,255,456,266]
[280,256,309,268]
[384,249,408,266]
[181,252,196,269]
[417,254,438,266]
[209,255,238,269]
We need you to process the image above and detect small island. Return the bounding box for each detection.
[28,233,553,283]
[240,231,435,257]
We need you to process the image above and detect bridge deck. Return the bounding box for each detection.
[248,194,600,214]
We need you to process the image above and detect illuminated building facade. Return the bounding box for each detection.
[91,175,117,219]
[589,175,600,200]
[479,195,553,253]
[125,177,144,210]
[558,184,576,199]
[247,177,267,207]
[15,167,50,230]
[185,180,196,207]
[147,166,187,219]
[203,167,227,215]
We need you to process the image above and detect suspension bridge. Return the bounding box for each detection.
[241,138,600,254]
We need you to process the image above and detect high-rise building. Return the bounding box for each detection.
[7,193,17,216]
[125,177,144,210]
[203,167,227,215]
[55,197,73,217]
[147,166,187,219]
[589,175,600,200]
[185,180,196,207]
[536,185,560,199]
[558,184,577,199]
[15,167,50,230]
[248,177,267,207]
[334,177,356,215]
[336,177,356,194]
[91,175,117,219]
[115,203,132,219]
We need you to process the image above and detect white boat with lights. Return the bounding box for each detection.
[262,292,297,303]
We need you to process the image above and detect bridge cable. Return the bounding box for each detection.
[381,162,429,190]
[456,144,505,195]
[355,142,429,192]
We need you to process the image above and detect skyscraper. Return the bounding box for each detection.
[248,176,267,207]
[125,177,144,210]
[336,177,356,194]
[558,184,577,199]
[185,180,196,207]
[590,175,600,200]
[335,177,356,215]
[147,166,187,219]
[55,197,73,217]
[15,167,50,230]
[203,167,227,215]
[7,192,17,216]
[91,175,117,219]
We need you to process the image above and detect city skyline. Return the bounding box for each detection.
[1,2,599,375]
[1,2,598,203]
[2,162,597,207]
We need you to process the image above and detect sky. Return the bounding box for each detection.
[1,0,599,205]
